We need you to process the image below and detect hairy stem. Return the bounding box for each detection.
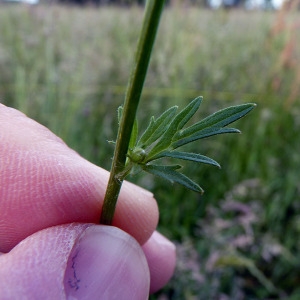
[100,0,165,225]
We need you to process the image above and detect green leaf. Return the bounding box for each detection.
[137,106,178,148]
[146,97,203,160]
[117,106,123,125]
[143,164,204,193]
[120,98,255,195]
[173,127,240,148]
[150,151,221,168]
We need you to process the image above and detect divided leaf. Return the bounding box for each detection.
[115,97,255,194]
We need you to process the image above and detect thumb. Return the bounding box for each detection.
[0,224,150,300]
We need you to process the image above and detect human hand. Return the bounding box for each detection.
[0,104,176,299]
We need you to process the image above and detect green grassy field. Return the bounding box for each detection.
[1,4,300,299]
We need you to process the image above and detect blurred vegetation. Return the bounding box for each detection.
[0,4,300,299]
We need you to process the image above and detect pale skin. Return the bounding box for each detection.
[0,104,176,299]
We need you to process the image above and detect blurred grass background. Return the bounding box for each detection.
[1,3,300,299]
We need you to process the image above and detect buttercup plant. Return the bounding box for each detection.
[100,0,255,225]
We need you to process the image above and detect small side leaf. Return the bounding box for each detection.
[129,118,138,150]
[137,106,178,148]
[117,106,123,125]
[143,164,204,193]
[150,151,221,168]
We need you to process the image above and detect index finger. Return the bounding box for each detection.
[0,104,159,253]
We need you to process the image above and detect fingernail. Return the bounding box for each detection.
[64,226,150,300]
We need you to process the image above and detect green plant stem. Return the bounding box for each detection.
[100,0,166,225]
